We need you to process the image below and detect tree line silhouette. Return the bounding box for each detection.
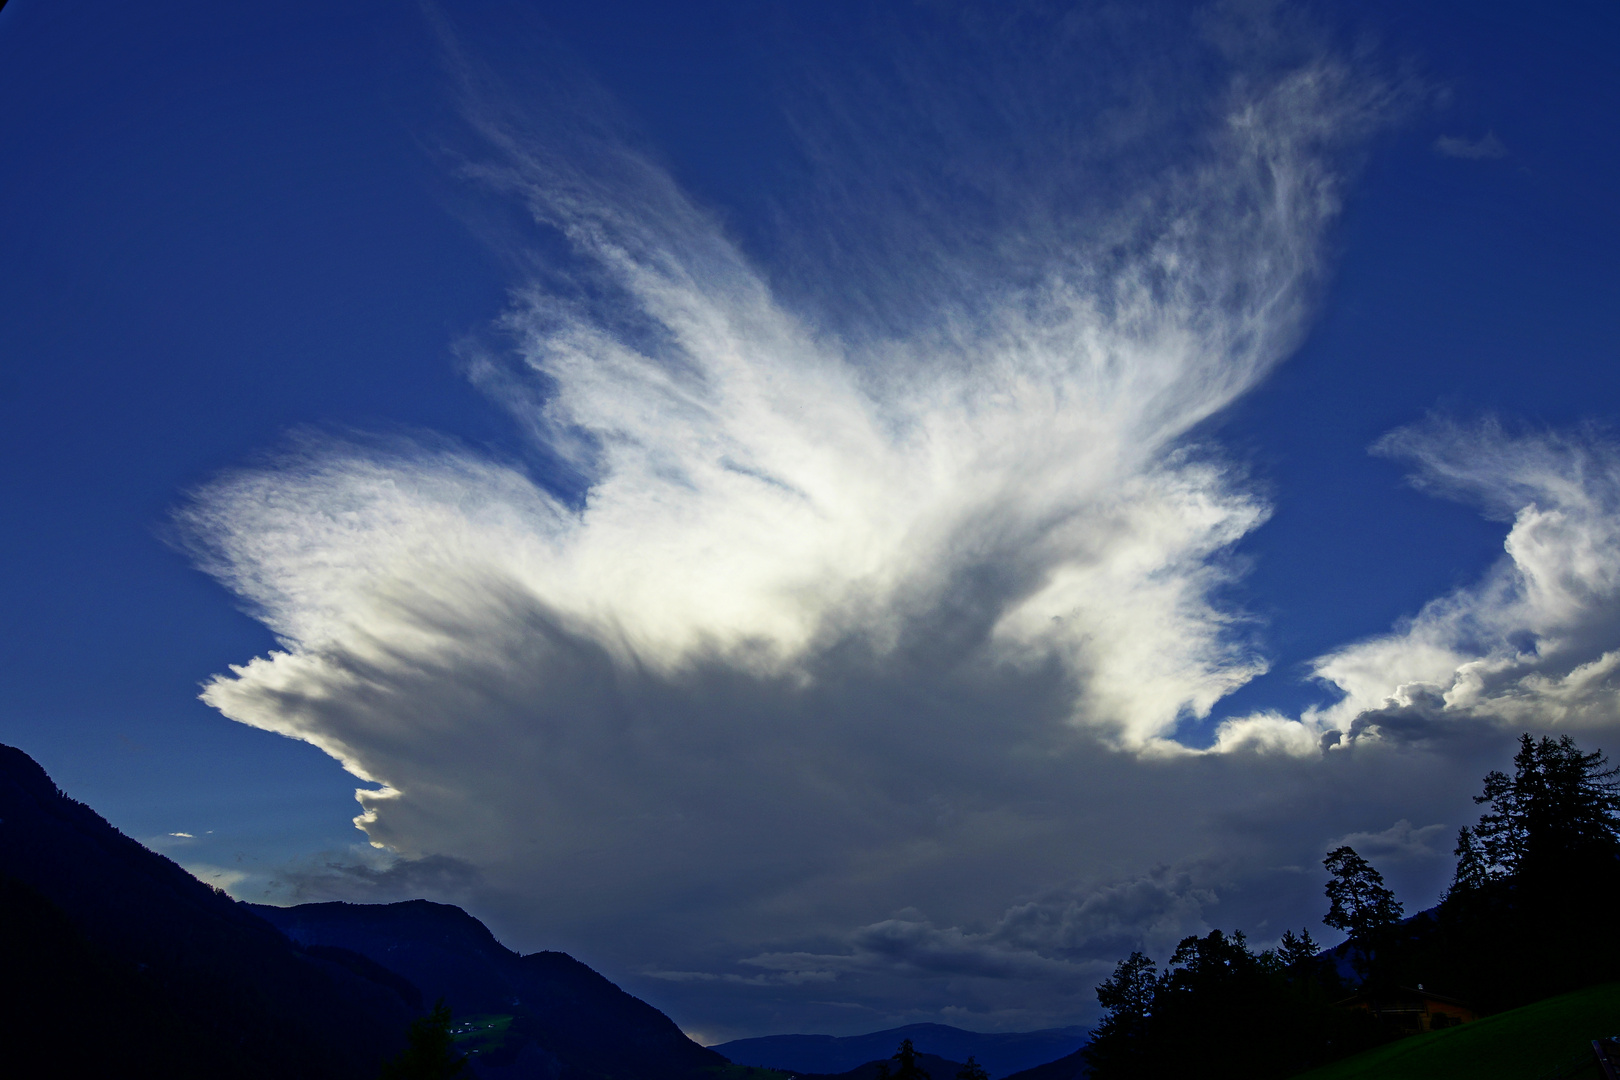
[875,1038,989,1080]
[1081,733,1620,1079]
[365,735,1620,1079]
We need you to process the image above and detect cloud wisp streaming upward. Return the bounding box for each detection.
[168,11,1620,1036]
[1305,421,1620,741]
[188,47,1370,758]
[1193,420,1620,757]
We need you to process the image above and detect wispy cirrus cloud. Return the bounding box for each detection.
[166,4,1512,1036]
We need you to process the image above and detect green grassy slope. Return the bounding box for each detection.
[451,1013,513,1056]
[1288,982,1620,1080]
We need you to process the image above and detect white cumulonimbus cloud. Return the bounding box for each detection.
[172,13,1620,1036]
[188,52,1362,769]
[1206,421,1620,757]
[1306,420,1620,740]
[176,41,1373,1025]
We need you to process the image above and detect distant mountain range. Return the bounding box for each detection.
[797,1049,975,1080]
[716,1022,1089,1079]
[0,741,1093,1080]
[250,898,726,1079]
[0,742,412,1078]
[0,742,722,1079]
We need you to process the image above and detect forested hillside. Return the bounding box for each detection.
[1081,735,1620,1079]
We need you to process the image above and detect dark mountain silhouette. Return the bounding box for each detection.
[249,897,729,1080]
[716,1023,1089,1079]
[0,742,413,1078]
[1000,1046,1089,1080]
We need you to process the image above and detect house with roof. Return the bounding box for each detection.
[1334,985,1476,1034]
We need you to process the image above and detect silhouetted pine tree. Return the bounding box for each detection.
[875,1039,931,1080]
[379,1000,466,1080]
[1432,733,1620,1006]
[1473,734,1620,878]
[1083,733,1620,1076]
[1445,826,1491,901]
[1083,930,1370,1079]
[1322,846,1403,982]
[955,1056,989,1080]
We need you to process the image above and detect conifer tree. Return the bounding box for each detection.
[1092,951,1159,1041]
[1446,734,1620,1002]
[877,1039,930,1080]
[378,1000,466,1080]
[1472,734,1620,880]
[1323,847,1402,940]
[1322,846,1402,980]
[955,1056,989,1080]
[1276,928,1320,969]
[1445,825,1492,901]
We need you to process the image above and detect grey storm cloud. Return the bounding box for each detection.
[1326,820,1449,863]
[264,851,484,906]
[171,6,1620,1040]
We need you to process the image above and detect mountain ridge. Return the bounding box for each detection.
[0,741,728,1080]
[0,742,412,1078]
[715,1021,1089,1078]
[249,897,728,1079]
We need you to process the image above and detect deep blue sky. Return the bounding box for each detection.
[2,0,511,863]
[1212,1,1620,720]
[3,0,1619,1039]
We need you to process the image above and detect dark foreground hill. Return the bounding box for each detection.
[717,1022,1089,1079]
[1287,981,1620,1080]
[0,743,412,1078]
[1001,1046,1090,1080]
[250,898,729,1080]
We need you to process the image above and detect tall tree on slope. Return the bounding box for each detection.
[1323,846,1403,981]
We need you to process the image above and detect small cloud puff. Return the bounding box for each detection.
[1435,132,1508,160]
[185,864,248,893]
[1328,819,1449,861]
